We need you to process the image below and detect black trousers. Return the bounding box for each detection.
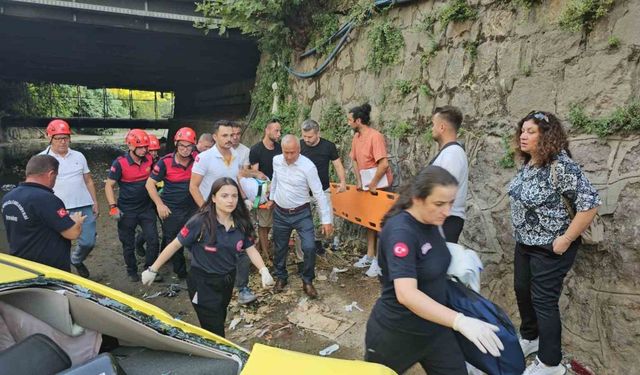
[187,266,235,338]
[514,241,579,366]
[364,315,467,375]
[442,215,464,243]
[161,207,195,278]
[117,207,159,275]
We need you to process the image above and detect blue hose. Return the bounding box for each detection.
[285,0,417,78]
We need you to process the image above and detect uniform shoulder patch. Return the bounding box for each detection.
[180,226,189,237]
[236,240,244,252]
[393,242,409,258]
[57,208,68,218]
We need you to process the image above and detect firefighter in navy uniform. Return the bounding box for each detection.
[141,177,275,337]
[1,155,86,271]
[364,166,503,375]
[146,127,198,279]
[105,129,161,282]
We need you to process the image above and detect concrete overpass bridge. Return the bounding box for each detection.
[0,0,261,136]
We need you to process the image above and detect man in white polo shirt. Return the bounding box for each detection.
[189,119,263,305]
[231,121,251,169]
[39,119,99,278]
[190,120,243,206]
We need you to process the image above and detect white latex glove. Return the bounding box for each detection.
[259,267,275,288]
[141,268,157,286]
[453,313,504,357]
[244,199,253,211]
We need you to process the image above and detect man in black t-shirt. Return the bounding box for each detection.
[2,155,85,271]
[249,119,282,260]
[300,119,346,248]
[300,119,347,192]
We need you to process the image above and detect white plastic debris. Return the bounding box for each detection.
[344,301,364,312]
[319,343,340,356]
[229,317,242,330]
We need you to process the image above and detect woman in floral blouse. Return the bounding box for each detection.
[508,111,601,375]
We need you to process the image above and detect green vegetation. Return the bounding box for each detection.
[395,80,415,97]
[438,0,478,28]
[320,100,349,142]
[248,59,295,132]
[423,129,434,143]
[0,81,172,120]
[415,13,437,34]
[388,119,414,138]
[367,20,405,74]
[420,39,440,67]
[419,84,433,97]
[498,135,516,168]
[464,40,479,60]
[568,101,640,137]
[558,0,614,32]
[512,0,540,8]
[607,35,620,49]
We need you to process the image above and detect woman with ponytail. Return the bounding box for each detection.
[365,166,503,374]
[141,177,274,337]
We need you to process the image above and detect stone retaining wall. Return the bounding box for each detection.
[260,0,640,372]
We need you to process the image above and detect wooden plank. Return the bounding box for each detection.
[330,183,398,232]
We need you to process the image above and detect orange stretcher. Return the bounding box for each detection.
[330,183,398,232]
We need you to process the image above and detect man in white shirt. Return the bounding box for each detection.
[39,119,99,278]
[189,119,263,304]
[267,135,333,299]
[231,121,251,169]
[190,120,242,206]
[429,106,469,243]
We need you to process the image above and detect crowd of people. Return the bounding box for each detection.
[1,104,600,375]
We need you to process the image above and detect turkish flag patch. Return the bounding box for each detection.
[57,208,68,218]
[236,240,244,252]
[153,165,160,173]
[179,226,190,237]
[110,166,116,172]
[393,242,409,258]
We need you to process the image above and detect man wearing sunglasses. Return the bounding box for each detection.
[39,119,98,278]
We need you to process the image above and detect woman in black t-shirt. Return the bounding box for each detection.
[365,166,503,374]
[141,177,275,337]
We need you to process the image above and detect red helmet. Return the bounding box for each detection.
[126,129,150,147]
[174,126,196,145]
[148,135,161,151]
[46,119,71,137]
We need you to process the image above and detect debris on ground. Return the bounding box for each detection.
[344,301,363,312]
[329,267,349,283]
[142,283,186,300]
[229,317,242,330]
[287,300,355,340]
[319,343,340,356]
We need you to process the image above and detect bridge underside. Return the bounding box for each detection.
[0,0,261,129]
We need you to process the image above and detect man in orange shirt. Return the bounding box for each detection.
[348,103,393,277]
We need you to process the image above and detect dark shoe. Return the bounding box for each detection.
[274,278,288,293]
[72,262,90,278]
[128,273,140,282]
[302,282,318,299]
[154,273,164,282]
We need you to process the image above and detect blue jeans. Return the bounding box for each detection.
[69,205,96,265]
[272,206,316,284]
